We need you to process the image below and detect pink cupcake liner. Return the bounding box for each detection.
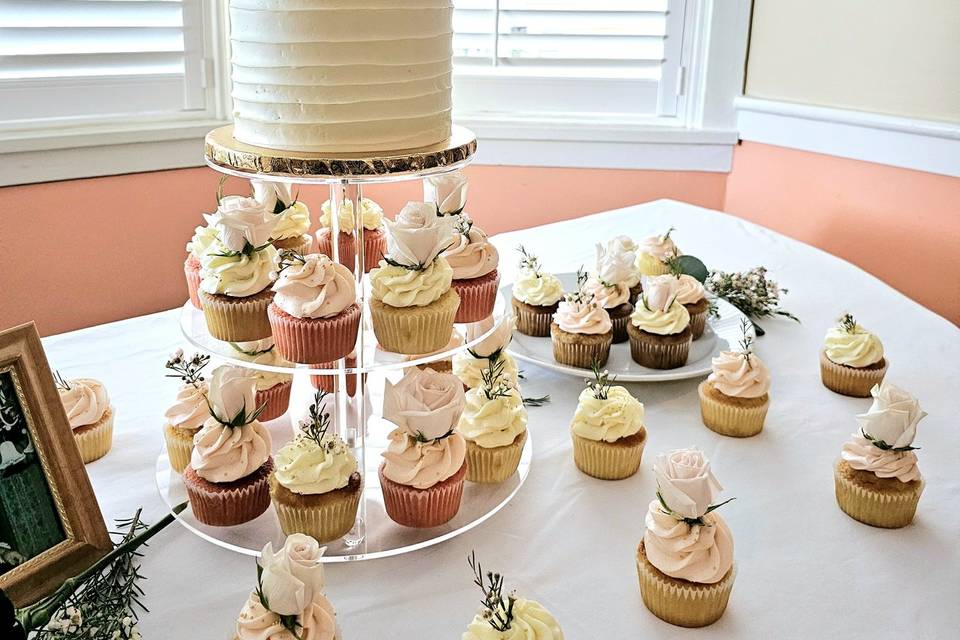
[363,227,387,273]
[310,356,364,396]
[183,458,274,527]
[268,303,361,363]
[379,462,466,528]
[451,270,500,323]
[256,381,292,421]
[315,229,357,273]
[184,256,202,309]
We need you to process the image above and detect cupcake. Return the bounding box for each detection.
[636,448,736,627]
[199,195,279,341]
[183,365,273,527]
[268,252,360,364]
[635,228,680,278]
[310,352,363,397]
[834,382,925,529]
[550,270,613,368]
[369,202,460,355]
[442,215,500,323]
[820,313,887,397]
[162,350,211,473]
[454,315,520,389]
[511,246,564,337]
[461,552,564,639]
[583,242,634,343]
[316,197,386,273]
[56,373,114,464]
[457,361,527,484]
[252,179,312,255]
[607,235,643,303]
[228,338,293,421]
[424,169,468,217]
[570,365,646,480]
[674,275,709,340]
[379,367,467,527]
[270,390,361,543]
[184,217,225,309]
[236,534,338,640]
[698,326,770,437]
[408,329,464,373]
[627,275,692,369]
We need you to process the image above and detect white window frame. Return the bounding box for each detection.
[0,0,749,187]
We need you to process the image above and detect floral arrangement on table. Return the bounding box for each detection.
[705,266,799,335]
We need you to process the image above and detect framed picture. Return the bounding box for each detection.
[0,323,111,606]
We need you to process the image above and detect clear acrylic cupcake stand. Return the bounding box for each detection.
[155,125,532,562]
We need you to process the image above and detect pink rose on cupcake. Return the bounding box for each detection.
[654,448,724,519]
[642,275,680,312]
[383,367,466,439]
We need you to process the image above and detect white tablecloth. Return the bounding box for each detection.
[42,200,960,639]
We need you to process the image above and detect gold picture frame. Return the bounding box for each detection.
[0,322,111,606]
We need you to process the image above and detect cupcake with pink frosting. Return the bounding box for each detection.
[183,365,274,526]
[379,367,468,528]
[634,228,680,277]
[627,275,692,369]
[636,448,736,627]
[584,242,635,343]
[550,269,613,368]
[252,179,313,256]
[442,215,500,323]
[315,196,386,273]
[267,252,361,364]
[235,534,339,640]
[56,374,114,464]
[162,350,211,473]
[834,382,925,529]
[674,274,709,340]
[697,326,771,437]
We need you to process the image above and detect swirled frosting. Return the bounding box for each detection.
[200,245,279,297]
[629,300,690,335]
[674,275,705,305]
[571,386,644,442]
[235,592,337,640]
[186,224,224,259]
[319,197,384,233]
[275,435,358,495]
[272,201,311,240]
[190,419,272,483]
[272,254,356,319]
[824,324,884,367]
[442,225,499,280]
[381,428,465,489]
[458,386,527,448]
[164,382,210,431]
[841,434,920,482]
[230,340,292,391]
[553,299,612,335]
[513,271,563,306]
[58,378,110,429]
[582,277,629,309]
[635,232,679,276]
[707,351,771,398]
[461,599,564,640]
[370,258,453,308]
[453,352,520,390]
[644,500,734,584]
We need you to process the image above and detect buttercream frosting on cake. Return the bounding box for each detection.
[229,0,453,152]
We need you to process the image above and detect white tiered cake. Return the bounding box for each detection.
[229,0,454,153]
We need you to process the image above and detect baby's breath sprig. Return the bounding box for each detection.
[838,313,857,333]
[299,389,332,449]
[468,551,516,633]
[515,245,541,275]
[655,488,736,527]
[585,360,614,400]
[564,266,593,306]
[454,214,474,238]
[164,350,210,387]
[53,370,71,392]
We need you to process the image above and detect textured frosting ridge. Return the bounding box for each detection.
[370,259,452,308]
[442,224,499,280]
[381,428,466,489]
[841,435,920,483]
[824,323,884,367]
[708,351,771,399]
[164,382,210,431]
[191,420,272,483]
[458,386,527,448]
[571,386,644,442]
[553,299,612,335]
[513,271,563,306]
[58,378,110,429]
[643,500,734,584]
[461,598,564,640]
[229,339,293,391]
[275,434,358,495]
[272,253,356,319]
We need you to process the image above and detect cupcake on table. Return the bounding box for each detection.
[635,227,681,278]
[162,350,211,473]
[183,365,273,527]
[379,367,467,528]
[441,214,501,323]
[252,179,312,255]
[551,269,613,368]
[627,275,692,369]
[56,372,114,464]
[820,313,888,397]
[228,338,292,421]
[584,242,635,343]
[369,202,460,355]
[636,448,736,627]
[511,246,564,337]
[607,235,643,303]
[183,208,226,310]
[270,390,361,543]
[834,382,926,529]
[316,196,387,273]
[570,364,646,480]
[461,552,564,640]
[267,251,360,364]
[235,534,338,640]
[698,322,771,437]
[457,359,528,484]
[199,192,279,342]
[454,315,520,390]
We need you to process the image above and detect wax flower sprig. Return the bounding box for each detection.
[838,313,857,333]
[53,370,71,392]
[737,318,755,370]
[468,551,517,633]
[515,245,542,275]
[164,350,210,387]
[564,266,593,306]
[655,489,735,527]
[585,360,614,400]
[705,266,799,336]
[480,358,514,401]
[298,389,333,449]
[273,249,308,275]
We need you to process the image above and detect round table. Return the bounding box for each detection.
[42,199,960,638]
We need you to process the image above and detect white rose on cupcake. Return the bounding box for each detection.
[595,242,634,286]
[641,275,680,312]
[257,534,326,616]
[214,195,277,252]
[467,314,515,358]
[252,179,295,214]
[207,365,259,424]
[856,382,926,449]
[654,448,724,520]
[383,367,466,439]
[383,202,455,267]
[424,170,468,215]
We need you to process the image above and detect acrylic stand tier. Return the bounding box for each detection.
[156,125,532,562]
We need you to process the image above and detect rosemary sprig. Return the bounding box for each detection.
[656,488,736,527]
[381,252,427,272]
[164,350,210,387]
[413,428,455,443]
[515,245,541,275]
[205,397,267,428]
[585,360,614,400]
[210,241,272,259]
[861,429,920,452]
[255,563,303,640]
[53,370,71,392]
[838,313,857,333]
[468,552,516,633]
[521,395,550,407]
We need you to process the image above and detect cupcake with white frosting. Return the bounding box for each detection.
[267,252,361,364]
[56,374,114,464]
[183,365,274,526]
[457,360,527,484]
[379,367,467,527]
[636,448,736,627]
[199,194,279,341]
[270,390,361,543]
[315,197,386,273]
[674,274,709,340]
[454,315,520,390]
[442,215,500,323]
[627,275,692,369]
[697,326,771,437]
[228,338,293,421]
[583,242,635,343]
[252,179,313,255]
[570,365,646,480]
[184,212,225,309]
[162,350,211,473]
[511,246,564,337]
[635,228,680,277]
[235,534,338,640]
[834,382,925,528]
[369,202,460,354]
[820,313,888,397]
[550,269,613,368]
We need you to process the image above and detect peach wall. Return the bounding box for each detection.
[724,142,960,323]
[0,165,726,336]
